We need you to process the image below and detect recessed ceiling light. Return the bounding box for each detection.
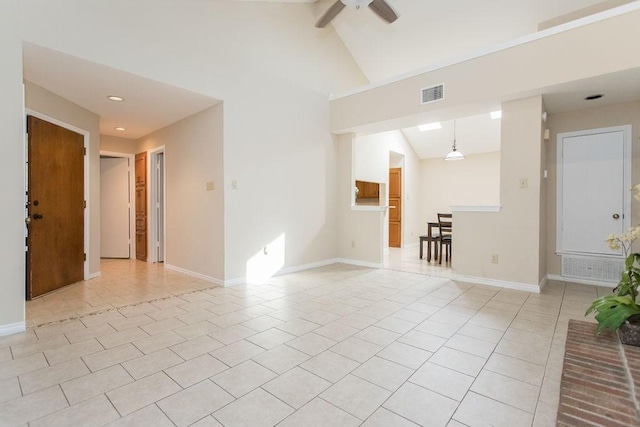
[418,122,442,132]
[108,95,124,102]
[490,110,502,120]
[114,127,126,131]
[585,94,603,100]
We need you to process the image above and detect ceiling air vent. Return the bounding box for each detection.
[421,84,444,105]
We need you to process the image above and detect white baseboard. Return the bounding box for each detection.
[224,257,384,287]
[277,258,340,276]
[0,321,26,337]
[539,275,548,291]
[87,271,101,280]
[402,242,419,249]
[164,264,224,286]
[337,258,383,269]
[451,274,541,293]
[223,258,342,287]
[547,274,616,288]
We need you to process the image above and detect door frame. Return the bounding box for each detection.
[148,146,166,263]
[25,109,90,279]
[556,124,631,257]
[100,150,135,259]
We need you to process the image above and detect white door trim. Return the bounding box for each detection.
[148,146,166,264]
[100,151,135,259]
[556,124,631,257]
[26,108,91,280]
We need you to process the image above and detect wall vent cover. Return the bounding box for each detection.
[561,255,623,283]
[421,84,444,104]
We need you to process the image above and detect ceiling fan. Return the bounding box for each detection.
[316,0,398,28]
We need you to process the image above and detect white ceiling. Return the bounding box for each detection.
[23,43,220,140]
[20,0,640,146]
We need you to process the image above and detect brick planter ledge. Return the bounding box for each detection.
[559,320,640,426]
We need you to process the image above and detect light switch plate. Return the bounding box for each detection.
[206,181,214,191]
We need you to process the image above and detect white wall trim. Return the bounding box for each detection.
[223,258,382,288]
[0,321,26,337]
[277,258,340,276]
[88,271,101,280]
[100,151,136,260]
[224,258,343,287]
[330,2,640,100]
[451,274,541,293]
[547,273,616,288]
[539,275,548,291]
[351,205,388,212]
[337,258,383,269]
[450,205,501,212]
[403,242,419,249]
[164,263,224,286]
[148,146,166,264]
[26,109,92,280]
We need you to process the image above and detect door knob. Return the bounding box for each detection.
[613,214,620,219]
[25,217,31,225]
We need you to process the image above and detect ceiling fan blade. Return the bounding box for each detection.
[315,0,346,28]
[368,0,398,24]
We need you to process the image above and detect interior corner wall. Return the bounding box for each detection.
[0,0,26,333]
[353,130,421,247]
[24,81,101,278]
[137,104,224,282]
[101,135,139,155]
[419,152,500,223]
[454,96,544,288]
[338,133,384,264]
[545,100,640,276]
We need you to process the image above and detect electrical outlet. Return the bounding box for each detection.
[206,181,214,191]
[519,178,528,189]
[231,180,238,190]
[263,246,268,255]
[491,254,499,264]
[351,241,356,248]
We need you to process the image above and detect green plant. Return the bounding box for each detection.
[586,228,640,333]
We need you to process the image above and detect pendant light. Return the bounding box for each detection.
[444,120,465,161]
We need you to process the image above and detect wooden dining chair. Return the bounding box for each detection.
[437,213,452,264]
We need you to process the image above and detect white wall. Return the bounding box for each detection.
[419,151,501,224]
[101,135,138,155]
[19,0,368,284]
[138,105,225,283]
[0,0,26,334]
[354,131,421,247]
[24,81,102,278]
[338,134,385,265]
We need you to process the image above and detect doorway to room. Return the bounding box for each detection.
[100,152,134,259]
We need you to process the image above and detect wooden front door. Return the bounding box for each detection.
[27,116,84,299]
[135,152,147,261]
[389,167,402,248]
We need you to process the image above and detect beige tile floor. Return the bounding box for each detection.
[3,254,610,426]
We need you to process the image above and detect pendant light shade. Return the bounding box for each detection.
[444,120,465,161]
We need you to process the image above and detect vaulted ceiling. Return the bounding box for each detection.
[22,0,640,156]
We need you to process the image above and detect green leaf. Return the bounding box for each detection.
[585,295,640,334]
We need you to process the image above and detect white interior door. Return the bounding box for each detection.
[100,157,130,258]
[558,127,628,256]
